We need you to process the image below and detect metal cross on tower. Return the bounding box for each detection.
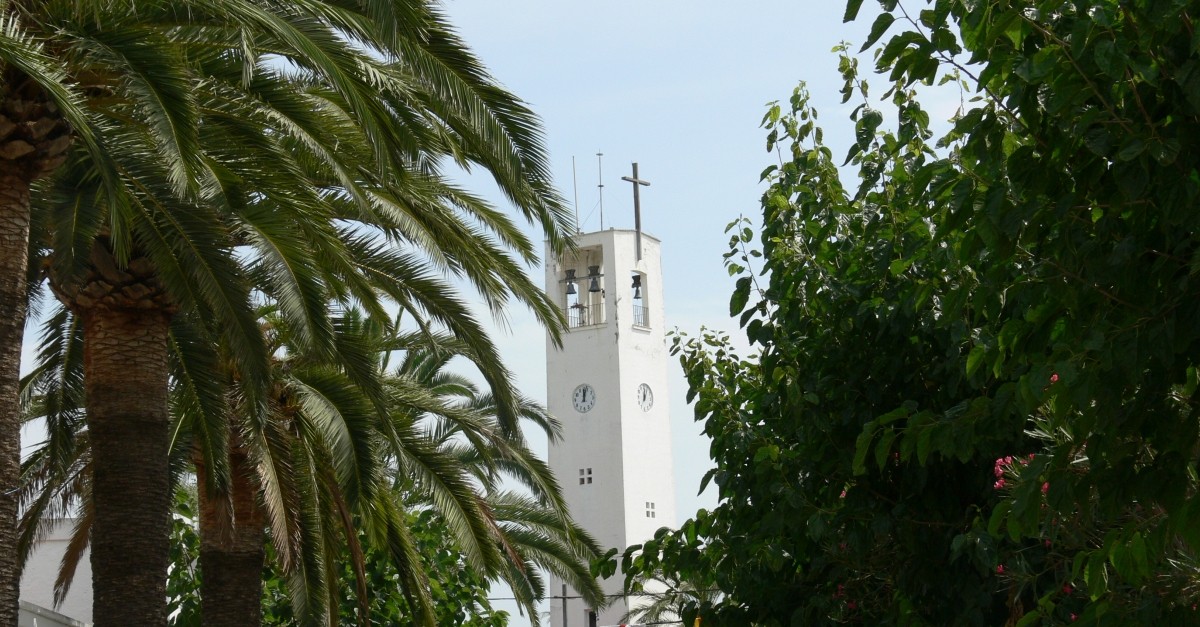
[621,162,650,261]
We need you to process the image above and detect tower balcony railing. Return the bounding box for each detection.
[566,304,594,329]
[632,303,648,327]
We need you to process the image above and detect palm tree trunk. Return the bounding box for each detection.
[0,172,31,627]
[197,432,266,627]
[83,306,173,626]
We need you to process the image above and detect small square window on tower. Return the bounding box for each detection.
[580,468,593,485]
[646,501,656,518]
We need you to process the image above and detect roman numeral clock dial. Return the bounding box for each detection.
[572,383,596,413]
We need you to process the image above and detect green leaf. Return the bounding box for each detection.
[844,0,865,22]
[916,425,934,465]
[1015,608,1044,627]
[987,500,1011,537]
[966,345,987,377]
[1117,138,1146,161]
[861,13,896,52]
[1027,45,1061,81]
[1149,138,1181,164]
[875,428,898,469]
[1130,532,1149,579]
[853,425,876,475]
[730,277,752,316]
[1095,39,1122,76]
[889,257,914,276]
[1115,161,1149,199]
[1086,553,1109,599]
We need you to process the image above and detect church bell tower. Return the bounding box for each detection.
[545,165,676,627]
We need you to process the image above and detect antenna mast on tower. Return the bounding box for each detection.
[596,151,605,230]
[571,156,580,233]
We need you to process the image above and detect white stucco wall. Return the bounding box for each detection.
[20,519,92,625]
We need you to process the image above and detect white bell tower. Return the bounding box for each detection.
[544,222,677,627]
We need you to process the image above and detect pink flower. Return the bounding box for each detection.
[1071,613,1078,621]
[1050,373,1059,383]
[1062,584,1073,595]
[840,489,847,498]
[994,479,1007,490]
[996,564,1005,574]
[1042,482,1050,494]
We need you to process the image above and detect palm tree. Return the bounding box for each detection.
[386,333,608,622]
[183,312,605,626]
[0,9,127,622]
[21,309,606,626]
[621,567,723,627]
[23,146,574,624]
[6,1,573,623]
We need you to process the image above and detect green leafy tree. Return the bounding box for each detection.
[625,1,1200,625]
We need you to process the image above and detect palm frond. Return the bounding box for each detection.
[55,19,205,195]
[168,318,231,498]
[52,495,93,608]
[0,12,122,197]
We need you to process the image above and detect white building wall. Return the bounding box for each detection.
[20,519,92,625]
[18,601,89,627]
[546,229,676,627]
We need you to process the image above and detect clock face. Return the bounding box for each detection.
[637,383,654,411]
[572,383,596,413]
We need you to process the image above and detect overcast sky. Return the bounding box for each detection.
[437,2,892,624]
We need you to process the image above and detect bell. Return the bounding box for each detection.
[564,268,577,295]
[587,265,601,293]
[631,274,642,299]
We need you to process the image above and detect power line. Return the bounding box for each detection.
[485,592,625,601]
[487,590,719,602]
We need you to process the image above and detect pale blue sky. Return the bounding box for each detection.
[441,0,880,507]
[437,2,888,624]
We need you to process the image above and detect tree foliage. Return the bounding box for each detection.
[167,489,510,627]
[624,1,1200,625]
[7,0,576,622]
[22,309,605,626]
